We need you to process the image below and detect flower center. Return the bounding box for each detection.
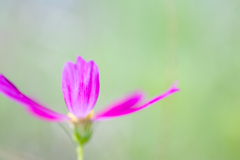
[67,110,94,124]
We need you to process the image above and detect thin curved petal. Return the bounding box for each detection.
[94,81,179,121]
[93,91,144,120]
[62,56,100,118]
[0,74,68,122]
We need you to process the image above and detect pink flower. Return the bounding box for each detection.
[0,56,180,122]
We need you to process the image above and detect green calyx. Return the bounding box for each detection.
[72,120,93,146]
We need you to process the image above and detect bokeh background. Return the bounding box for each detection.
[0,0,240,160]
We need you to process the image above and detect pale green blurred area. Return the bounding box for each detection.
[0,0,240,160]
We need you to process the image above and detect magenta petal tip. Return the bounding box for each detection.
[0,74,68,122]
[94,81,180,121]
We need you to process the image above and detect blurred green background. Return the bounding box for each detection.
[0,0,240,160]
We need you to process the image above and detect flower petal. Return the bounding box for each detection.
[94,81,179,121]
[93,91,144,120]
[0,74,68,122]
[62,56,100,118]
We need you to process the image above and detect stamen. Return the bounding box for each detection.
[85,110,95,120]
[67,113,78,123]
[67,110,95,123]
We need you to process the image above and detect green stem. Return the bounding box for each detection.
[73,129,84,160]
[76,145,83,160]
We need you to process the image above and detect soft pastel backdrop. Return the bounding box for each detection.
[0,0,240,160]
